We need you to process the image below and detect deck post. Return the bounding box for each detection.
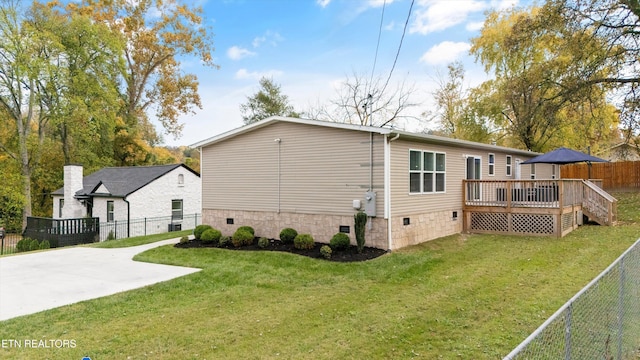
[462,180,467,233]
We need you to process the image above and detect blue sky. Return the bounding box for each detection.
[166,0,524,147]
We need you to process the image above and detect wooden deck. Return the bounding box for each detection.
[462,179,616,237]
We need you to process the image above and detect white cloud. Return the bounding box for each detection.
[491,0,519,11]
[235,69,284,80]
[368,0,396,7]
[384,20,396,31]
[252,31,284,48]
[227,46,256,60]
[419,41,471,65]
[410,0,487,34]
[466,21,485,31]
[317,0,331,8]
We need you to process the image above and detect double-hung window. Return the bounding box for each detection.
[409,150,446,193]
[172,199,183,221]
[506,155,512,176]
[107,201,114,222]
[488,154,495,176]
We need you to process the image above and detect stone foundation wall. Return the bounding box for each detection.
[390,209,463,249]
[202,209,389,250]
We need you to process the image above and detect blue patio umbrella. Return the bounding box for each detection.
[521,147,608,165]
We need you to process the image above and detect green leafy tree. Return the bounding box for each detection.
[65,0,218,164]
[470,6,618,152]
[240,77,299,125]
[425,62,493,143]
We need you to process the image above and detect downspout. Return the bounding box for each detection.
[124,197,130,238]
[385,132,400,250]
[275,138,281,213]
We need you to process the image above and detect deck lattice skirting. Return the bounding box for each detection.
[462,179,616,237]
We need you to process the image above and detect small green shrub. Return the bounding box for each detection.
[107,230,115,241]
[279,227,298,244]
[39,240,51,250]
[29,239,41,251]
[354,211,368,253]
[16,238,33,252]
[237,226,255,236]
[232,230,254,247]
[219,236,231,247]
[201,228,222,244]
[330,233,351,250]
[194,225,213,240]
[320,245,332,259]
[179,235,190,244]
[258,237,270,248]
[294,233,315,250]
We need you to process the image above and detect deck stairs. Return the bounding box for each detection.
[581,180,617,226]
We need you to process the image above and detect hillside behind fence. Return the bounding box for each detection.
[561,161,640,191]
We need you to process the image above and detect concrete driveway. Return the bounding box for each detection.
[0,238,200,321]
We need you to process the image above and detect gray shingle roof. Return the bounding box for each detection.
[52,164,198,198]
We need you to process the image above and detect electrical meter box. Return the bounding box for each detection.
[364,191,376,217]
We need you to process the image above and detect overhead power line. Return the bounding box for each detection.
[380,0,415,104]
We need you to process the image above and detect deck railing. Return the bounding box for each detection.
[463,179,616,237]
[463,179,585,209]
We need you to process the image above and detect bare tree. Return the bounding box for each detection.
[310,72,419,127]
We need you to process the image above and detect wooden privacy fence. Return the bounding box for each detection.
[561,161,640,190]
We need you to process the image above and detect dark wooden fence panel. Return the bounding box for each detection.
[23,217,100,247]
[561,161,640,191]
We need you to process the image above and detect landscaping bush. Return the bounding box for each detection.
[180,235,190,244]
[279,227,298,244]
[237,226,255,236]
[107,230,115,241]
[39,240,51,250]
[320,245,332,259]
[294,233,315,250]
[201,228,222,244]
[258,237,270,248]
[29,239,41,251]
[16,238,34,252]
[219,236,231,247]
[232,229,254,247]
[354,211,367,253]
[330,233,351,250]
[194,225,213,240]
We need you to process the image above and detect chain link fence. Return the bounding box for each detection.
[504,238,640,359]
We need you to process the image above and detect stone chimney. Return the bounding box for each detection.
[62,164,85,219]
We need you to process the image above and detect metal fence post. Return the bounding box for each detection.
[617,258,625,360]
[564,304,572,360]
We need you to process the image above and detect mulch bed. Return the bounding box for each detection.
[174,238,388,262]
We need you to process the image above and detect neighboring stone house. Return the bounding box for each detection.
[193,116,549,250]
[52,164,201,238]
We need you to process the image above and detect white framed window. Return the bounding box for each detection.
[409,150,446,194]
[178,174,184,185]
[107,201,114,222]
[59,199,64,218]
[530,164,536,179]
[552,164,557,179]
[488,153,495,176]
[172,199,183,220]
[506,155,512,176]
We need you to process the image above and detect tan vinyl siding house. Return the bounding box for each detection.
[194,116,544,250]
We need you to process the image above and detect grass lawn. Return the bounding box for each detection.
[1,193,639,359]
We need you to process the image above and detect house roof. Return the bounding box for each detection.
[191,116,538,157]
[52,164,199,198]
